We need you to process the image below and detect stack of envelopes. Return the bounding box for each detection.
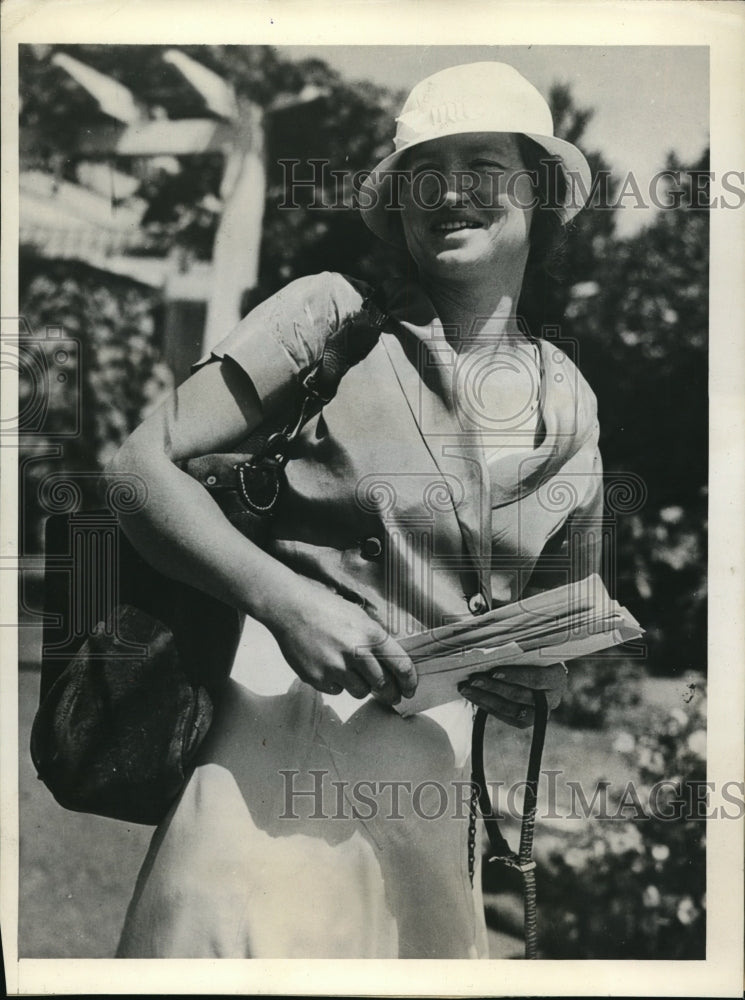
[395,574,644,715]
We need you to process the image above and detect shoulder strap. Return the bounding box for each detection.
[259,283,389,461]
[300,282,389,406]
[186,282,391,521]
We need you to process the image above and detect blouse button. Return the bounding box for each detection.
[205,475,217,486]
[361,536,383,560]
[467,593,488,615]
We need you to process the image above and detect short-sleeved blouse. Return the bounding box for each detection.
[117,271,603,959]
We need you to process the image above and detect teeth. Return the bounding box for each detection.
[436,221,480,231]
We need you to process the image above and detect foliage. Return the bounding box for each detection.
[566,153,709,674]
[538,680,707,958]
[552,655,644,729]
[19,253,172,553]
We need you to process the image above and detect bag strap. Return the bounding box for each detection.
[470,691,549,959]
[249,285,389,468]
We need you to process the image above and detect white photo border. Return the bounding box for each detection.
[2,1,743,996]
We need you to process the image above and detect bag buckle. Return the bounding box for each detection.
[488,853,537,875]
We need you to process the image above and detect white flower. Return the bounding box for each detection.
[687,729,707,758]
[651,844,670,862]
[677,896,698,925]
[660,505,684,524]
[637,746,653,769]
[613,731,635,754]
[592,839,607,859]
[571,281,600,299]
[643,885,661,908]
[606,825,644,855]
[564,847,587,869]
[666,708,688,734]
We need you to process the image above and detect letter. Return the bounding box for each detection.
[648,170,684,210]
[278,769,327,819]
[720,781,745,820]
[612,171,647,210]
[683,780,718,820]
[542,769,563,820]
[451,780,477,820]
[330,779,349,820]
[277,158,327,210]
[566,779,612,820]
[506,779,529,822]
[352,169,377,211]
[538,157,564,211]
[351,779,378,820]
[506,168,539,210]
[564,167,613,211]
[379,169,409,211]
[452,168,482,205]
[720,171,745,210]
[379,780,412,820]
[687,170,715,209]
[326,168,351,210]
[609,781,648,821]
[412,168,447,210]
[648,780,684,820]
[412,780,447,820]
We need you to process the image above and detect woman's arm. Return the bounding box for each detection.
[107,358,417,705]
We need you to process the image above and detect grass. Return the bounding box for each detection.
[18,669,152,958]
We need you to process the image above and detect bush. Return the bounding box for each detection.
[538,678,706,958]
[19,255,172,554]
[552,655,644,729]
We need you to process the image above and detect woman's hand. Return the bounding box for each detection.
[269,579,418,706]
[458,663,567,728]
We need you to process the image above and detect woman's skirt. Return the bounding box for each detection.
[116,617,488,959]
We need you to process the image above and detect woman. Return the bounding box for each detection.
[112,62,602,958]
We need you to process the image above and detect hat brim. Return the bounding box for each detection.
[359,130,592,245]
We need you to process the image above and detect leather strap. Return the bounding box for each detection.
[301,289,389,405]
[247,286,389,468]
[186,285,392,518]
[470,691,549,959]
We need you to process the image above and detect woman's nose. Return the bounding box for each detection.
[415,170,470,208]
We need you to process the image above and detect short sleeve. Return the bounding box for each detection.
[193,271,368,416]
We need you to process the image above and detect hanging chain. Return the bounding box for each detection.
[467,776,479,886]
[467,703,479,885]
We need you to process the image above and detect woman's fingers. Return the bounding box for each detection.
[345,630,417,705]
[458,661,568,723]
[351,649,401,705]
[464,674,563,710]
[372,634,418,700]
[474,663,566,692]
[458,683,536,729]
[318,681,345,696]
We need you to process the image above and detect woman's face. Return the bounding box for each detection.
[399,132,534,284]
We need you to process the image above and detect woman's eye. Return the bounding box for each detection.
[472,160,506,171]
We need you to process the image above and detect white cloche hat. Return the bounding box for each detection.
[359,62,592,244]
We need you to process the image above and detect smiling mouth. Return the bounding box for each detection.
[433,220,482,233]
